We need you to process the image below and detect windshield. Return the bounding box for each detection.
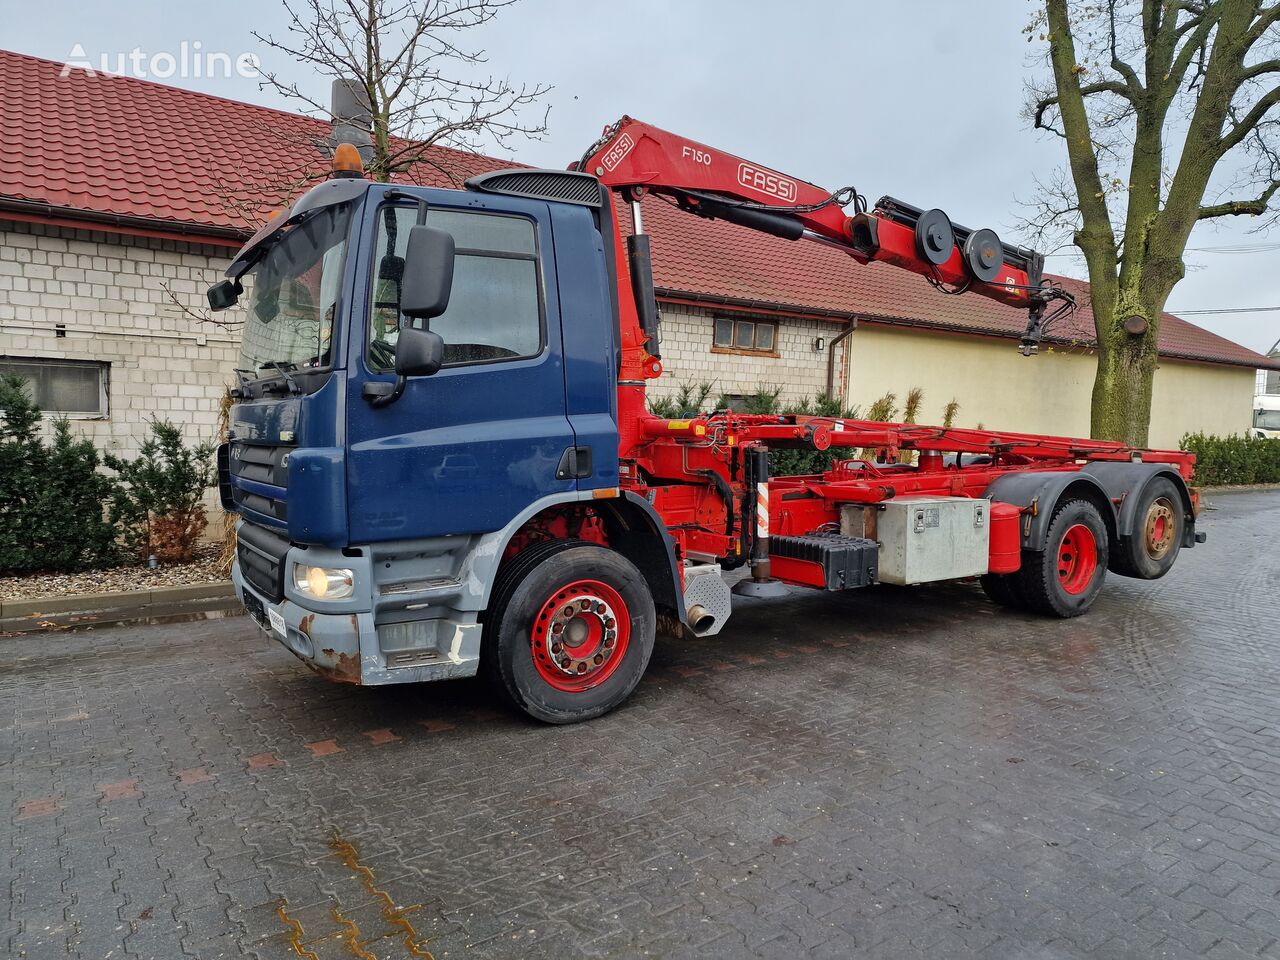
[1255,408,1280,430]
[238,202,353,375]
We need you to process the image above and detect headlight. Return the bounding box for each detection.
[293,564,354,600]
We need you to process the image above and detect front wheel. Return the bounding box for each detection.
[1018,499,1109,618]
[484,541,656,724]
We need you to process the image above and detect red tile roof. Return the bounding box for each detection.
[1,49,1273,371]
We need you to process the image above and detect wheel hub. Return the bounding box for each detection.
[1057,522,1098,595]
[531,580,630,692]
[1143,498,1175,560]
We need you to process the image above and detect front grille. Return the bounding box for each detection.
[229,441,289,523]
[231,442,289,485]
[466,169,603,207]
[237,522,290,602]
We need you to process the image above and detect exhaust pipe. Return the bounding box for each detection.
[686,604,716,635]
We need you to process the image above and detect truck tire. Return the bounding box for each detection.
[483,540,656,724]
[1109,476,1184,580]
[1017,499,1109,618]
[980,572,1026,610]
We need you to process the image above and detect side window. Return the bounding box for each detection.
[368,206,542,369]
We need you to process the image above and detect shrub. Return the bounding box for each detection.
[771,391,863,477]
[107,419,215,562]
[716,387,782,414]
[1180,433,1280,486]
[648,381,715,418]
[0,376,120,574]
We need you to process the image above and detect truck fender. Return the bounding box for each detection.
[603,493,686,624]
[983,471,1118,553]
[478,491,686,625]
[1077,462,1197,549]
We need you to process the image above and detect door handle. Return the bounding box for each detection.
[556,445,593,480]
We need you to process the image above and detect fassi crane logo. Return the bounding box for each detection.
[601,133,635,172]
[737,162,798,203]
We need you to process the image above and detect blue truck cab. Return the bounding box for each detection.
[213,169,680,720]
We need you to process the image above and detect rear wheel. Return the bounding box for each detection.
[1110,477,1184,579]
[484,540,655,724]
[1018,499,1109,618]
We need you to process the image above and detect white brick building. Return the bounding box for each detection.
[0,220,233,456]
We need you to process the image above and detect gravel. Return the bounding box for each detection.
[0,546,229,601]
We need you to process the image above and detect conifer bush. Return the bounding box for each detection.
[0,375,120,574]
[107,420,215,563]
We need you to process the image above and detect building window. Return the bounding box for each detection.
[713,317,777,355]
[0,358,109,417]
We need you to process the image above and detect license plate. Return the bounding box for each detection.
[268,608,286,637]
[243,591,267,629]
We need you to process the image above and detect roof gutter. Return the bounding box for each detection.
[655,287,860,323]
[0,197,249,246]
[656,286,1273,372]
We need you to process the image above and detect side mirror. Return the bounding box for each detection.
[400,226,455,319]
[394,325,444,377]
[207,278,242,311]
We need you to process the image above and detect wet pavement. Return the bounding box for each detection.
[4,491,1279,959]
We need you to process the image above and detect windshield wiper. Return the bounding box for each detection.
[259,361,301,396]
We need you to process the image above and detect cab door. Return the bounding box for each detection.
[345,187,575,543]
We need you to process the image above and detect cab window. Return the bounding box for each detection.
[368,206,542,369]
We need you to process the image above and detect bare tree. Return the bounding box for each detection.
[1024,0,1279,445]
[253,0,551,182]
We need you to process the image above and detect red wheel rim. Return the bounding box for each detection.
[531,579,631,692]
[1057,523,1098,595]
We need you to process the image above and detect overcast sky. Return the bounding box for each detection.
[3,0,1276,353]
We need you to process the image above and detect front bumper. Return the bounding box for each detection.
[231,525,483,685]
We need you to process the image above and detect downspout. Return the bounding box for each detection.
[826,320,857,396]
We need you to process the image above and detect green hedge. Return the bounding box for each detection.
[1181,432,1280,486]
[0,375,214,575]
[0,375,120,573]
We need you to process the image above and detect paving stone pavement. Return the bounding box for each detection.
[3,490,1279,959]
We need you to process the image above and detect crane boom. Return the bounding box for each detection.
[578,116,1068,354]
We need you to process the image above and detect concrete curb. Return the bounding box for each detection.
[1199,483,1280,494]
[0,581,235,619]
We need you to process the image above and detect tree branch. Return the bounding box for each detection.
[1045,0,1120,297]
[1217,83,1280,157]
[1197,177,1280,217]
[1109,0,1147,95]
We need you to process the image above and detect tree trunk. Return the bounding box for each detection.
[1089,299,1161,447]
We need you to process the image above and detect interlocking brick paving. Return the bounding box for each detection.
[4,491,1278,959]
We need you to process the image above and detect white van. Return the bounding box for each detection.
[1253,395,1280,439]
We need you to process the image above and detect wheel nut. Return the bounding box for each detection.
[576,662,587,673]
[579,599,592,611]
[595,601,607,614]
[593,653,603,665]
[562,605,575,618]
[604,618,615,630]
[551,621,564,635]
[550,642,562,654]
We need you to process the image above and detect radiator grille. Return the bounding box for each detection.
[237,522,290,602]
[229,441,288,522]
